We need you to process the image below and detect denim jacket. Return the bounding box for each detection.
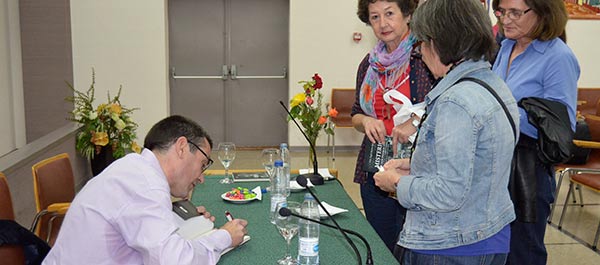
[396,60,518,250]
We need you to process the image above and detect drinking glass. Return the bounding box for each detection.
[275,201,301,265]
[218,142,236,184]
[261,148,280,179]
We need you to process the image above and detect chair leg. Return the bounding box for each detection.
[331,125,336,169]
[593,220,600,250]
[549,169,567,223]
[572,185,578,204]
[558,181,574,230]
[577,184,584,207]
[47,214,58,243]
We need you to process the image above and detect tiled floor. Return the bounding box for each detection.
[216,148,600,264]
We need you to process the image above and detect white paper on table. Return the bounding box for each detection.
[289,180,314,191]
[299,168,335,180]
[251,186,262,201]
[318,201,348,219]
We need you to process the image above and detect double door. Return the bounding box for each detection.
[168,0,289,146]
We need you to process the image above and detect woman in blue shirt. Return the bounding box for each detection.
[491,0,579,264]
[374,0,519,264]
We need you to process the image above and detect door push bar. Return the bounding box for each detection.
[230,65,287,80]
[170,66,287,80]
[171,66,229,80]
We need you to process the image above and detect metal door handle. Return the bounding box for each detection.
[230,65,287,80]
[171,66,229,80]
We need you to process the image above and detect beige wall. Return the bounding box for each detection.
[70,0,170,143]
[567,19,600,88]
[3,0,599,152]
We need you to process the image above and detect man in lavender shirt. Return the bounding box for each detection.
[43,115,248,265]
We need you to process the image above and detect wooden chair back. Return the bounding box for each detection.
[0,173,26,265]
[31,153,75,245]
[330,88,355,128]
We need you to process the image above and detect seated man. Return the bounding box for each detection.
[43,115,248,265]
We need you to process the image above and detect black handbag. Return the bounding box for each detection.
[565,120,591,164]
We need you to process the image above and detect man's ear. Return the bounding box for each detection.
[175,136,188,157]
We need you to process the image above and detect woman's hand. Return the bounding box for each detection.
[383,158,411,175]
[362,116,387,143]
[374,158,410,192]
[196,206,216,222]
[391,118,418,156]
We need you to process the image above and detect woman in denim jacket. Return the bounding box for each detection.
[374,0,519,264]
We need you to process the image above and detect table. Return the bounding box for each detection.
[190,173,399,264]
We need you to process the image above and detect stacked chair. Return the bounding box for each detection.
[327,88,356,167]
[0,173,26,265]
[31,153,75,246]
[553,89,600,250]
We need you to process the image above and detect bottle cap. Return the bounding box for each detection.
[280,143,288,148]
[304,193,315,200]
[274,160,283,167]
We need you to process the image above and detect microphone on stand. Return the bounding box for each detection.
[279,207,373,265]
[279,100,324,185]
[296,175,363,265]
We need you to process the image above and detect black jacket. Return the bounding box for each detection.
[510,97,574,222]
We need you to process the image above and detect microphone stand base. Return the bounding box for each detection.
[299,173,324,186]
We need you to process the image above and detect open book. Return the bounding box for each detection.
[172,201,250,255]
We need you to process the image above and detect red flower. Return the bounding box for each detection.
[318,116,327,125]
[306,96,314,105]
[328,108,339,118]
[312,73,323,89]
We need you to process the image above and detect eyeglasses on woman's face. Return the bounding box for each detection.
[187,140,213,173]
[493,8,531,20]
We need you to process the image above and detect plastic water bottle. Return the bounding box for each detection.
[298,193,320,264]
[280,143,291,196]
[270,160,286,224]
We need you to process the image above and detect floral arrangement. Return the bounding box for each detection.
[288,73,338,146]
[66,70,141,159]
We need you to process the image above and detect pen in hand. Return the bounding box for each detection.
[225,211,234,222]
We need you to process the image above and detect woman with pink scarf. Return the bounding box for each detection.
[351,0,433,254]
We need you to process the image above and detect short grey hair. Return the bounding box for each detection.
[411,0,496,65]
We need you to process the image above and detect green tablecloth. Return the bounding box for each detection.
[191,175,399,264]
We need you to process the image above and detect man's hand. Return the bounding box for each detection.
[196,206,215,222]
[221,219,249,247]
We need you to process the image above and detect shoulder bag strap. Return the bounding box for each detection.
[454,77,517,141]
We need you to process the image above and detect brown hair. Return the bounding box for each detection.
[492,0,568,41]
[357,0,418,25]
[411,0,496,64]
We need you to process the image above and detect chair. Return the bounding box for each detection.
[31,153,74,246]
[0,173,26,265]
[328,88,356,167]
[557,167,600,249]
[549,91,600,222]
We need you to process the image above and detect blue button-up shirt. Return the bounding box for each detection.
[492,38,579,138]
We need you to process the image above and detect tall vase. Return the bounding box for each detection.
[90,146,116,176]
[307,133,318,172]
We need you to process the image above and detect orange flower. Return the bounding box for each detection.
[91,131,109,146]
[328,108,338,118]
[318,116,327,125]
